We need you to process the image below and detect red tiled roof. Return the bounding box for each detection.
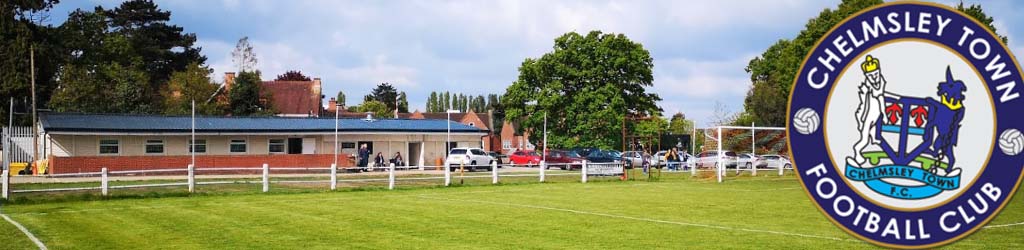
[260,81,321,116]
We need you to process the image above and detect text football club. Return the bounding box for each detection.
[787,2,1024,249]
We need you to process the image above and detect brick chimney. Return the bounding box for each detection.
[312,77,323,117]
[224,72,236,92]
[327,97,338,112]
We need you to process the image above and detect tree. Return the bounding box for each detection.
[50,62,153,114]
[741,0,1008,126]
[229,71,271,116]
[336,90,346,107]
[443,91,451,111]
[354,100,390,118]
[275,70,311,81]
[1,0,62,125]
[668,112,694,135]
[368,82,398,112]
[956,2,1007,44]
[397,91,409,113]
[503,31,662,149]
[231,36,257,72]
[427,91,438,112]
[162,63,224,115]
[105,0,207,95]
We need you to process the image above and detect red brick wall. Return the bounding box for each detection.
[49,154,353,174]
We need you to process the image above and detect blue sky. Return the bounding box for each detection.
[45,0,1024,126]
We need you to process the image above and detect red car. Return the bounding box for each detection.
[509,150,541,166]
[545,150,586,170]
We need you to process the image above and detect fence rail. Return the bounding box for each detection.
[0,160,641,199]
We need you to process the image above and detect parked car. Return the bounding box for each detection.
[509,150,542,166]
[621,151,651,168]
[607,150,623,159]
[570,147,599,158]
[545,150,585,170]
[695,150,738,169]
[755,154,792,169]
[737,153,759,170]
[585,150,621,164]
[487,151,505,167]
[446,147,494,171]
[652,150,668,166]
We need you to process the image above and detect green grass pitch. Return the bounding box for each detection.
[0,174,1021,249]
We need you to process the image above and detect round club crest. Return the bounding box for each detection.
[787,2,1024,249]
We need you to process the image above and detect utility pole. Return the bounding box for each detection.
[30,44,38,163]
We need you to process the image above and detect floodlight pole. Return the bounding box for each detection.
[446,109,459,158]
[334,104,340,166]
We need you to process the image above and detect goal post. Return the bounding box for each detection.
[698,124,787,183]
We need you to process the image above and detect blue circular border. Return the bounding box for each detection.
[789,2,1024,248]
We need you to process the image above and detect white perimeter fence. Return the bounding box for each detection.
[1,161,630,199]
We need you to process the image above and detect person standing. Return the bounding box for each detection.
[358,144,370,170]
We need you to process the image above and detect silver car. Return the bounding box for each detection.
[755,154,792,169]
[621,151,651,168]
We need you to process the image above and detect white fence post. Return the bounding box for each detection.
[262,163,269,192]
[2,169,9,199]
[539,161,546,182]
[330,163,337,190]
[187,164,195,193]
[101,167,109,196]
[690,160,696,176]
[444,161,451,186]
[778,163,784,176]
[491,161,498,184]
[581,160,588,183]
[388,163,396,190]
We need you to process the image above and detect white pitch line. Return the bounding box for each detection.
[984,221,1024,229]
[1,213,48,250]
[417,195,856,242]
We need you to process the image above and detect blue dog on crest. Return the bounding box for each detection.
[925,66,966,177]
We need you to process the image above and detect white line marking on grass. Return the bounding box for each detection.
[417,195,856,242]
[984,221,1024,229]
[1,213,48,250]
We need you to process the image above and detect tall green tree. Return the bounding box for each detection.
[443,91,451,111]
[1,0,62,125]
[397,91,409,113]
[427,91,438,112]
[741,0,1007,126]
[336,90,346,107]
[162,63,223,115]
[368,82,398,112]
[105,0,206,93]
[667,112,694,135]
[503,31,662,149]
[229,71,271,116]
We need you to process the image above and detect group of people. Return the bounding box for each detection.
[356,144,405,170]
[663,147,688,171]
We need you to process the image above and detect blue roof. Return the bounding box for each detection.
[40,113,486,134]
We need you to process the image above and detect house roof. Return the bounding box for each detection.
[40,113,486,134]
[397,111,491,129]
[260,80,320,116]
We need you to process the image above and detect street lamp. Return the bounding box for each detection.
[446,109,460,155]
[334,103,342,166]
